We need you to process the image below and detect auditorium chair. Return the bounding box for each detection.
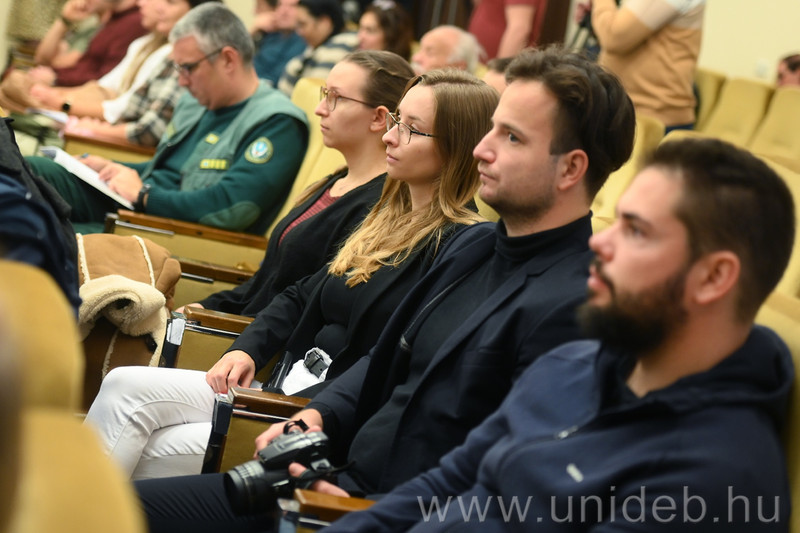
[591,114,665,219]
[693,67,726,131]
[0,260,146,533]
[748,87,800,173]
[697,77,773,147]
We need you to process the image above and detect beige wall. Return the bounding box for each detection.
[0,2,9,67]
[699,0,800,81]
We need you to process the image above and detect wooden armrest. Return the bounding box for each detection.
[108,210,268,249]
[294,489,375,522]
[230,386,310,418]
[178,257,256,284]
[63,129,157,156]
[183,307,254,334]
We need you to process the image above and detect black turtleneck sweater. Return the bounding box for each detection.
[347,219,585,494]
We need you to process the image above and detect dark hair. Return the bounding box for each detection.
[506,45,636,200]
[648,138,796,320]
[362,2,414,60]
[187,0,221,8]
[170,3,255,65]
[344,49,415,109]
[298,0,345,36]
[781,53,800,73]
[486,56,514,74]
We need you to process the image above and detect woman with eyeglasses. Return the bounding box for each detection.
[86,55,498,485]
[357,0,414,60]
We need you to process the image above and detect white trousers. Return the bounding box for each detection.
[84,366,216,480]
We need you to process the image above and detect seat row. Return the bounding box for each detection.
[693,68,800,172]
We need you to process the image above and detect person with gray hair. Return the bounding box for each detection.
[26,2,310,235]
[410,24,483,75]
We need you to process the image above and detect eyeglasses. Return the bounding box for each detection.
[386,112,436,144]
[171,48,223,76]
[319,86,372,111]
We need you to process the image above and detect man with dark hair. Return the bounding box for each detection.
[136,45,636,531]
[328,137,795,531]
[26,3,308,234]
[777,53,800,87]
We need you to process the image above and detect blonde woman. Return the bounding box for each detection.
[85,65,499,484]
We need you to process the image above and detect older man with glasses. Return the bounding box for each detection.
[26,3,309,235]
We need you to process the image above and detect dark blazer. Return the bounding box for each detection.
[308,216,594,495]
[229,223,468,383]
[199,170,384,316]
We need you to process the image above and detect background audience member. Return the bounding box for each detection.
[27,3,308,234]
[410,25,482,75]
[31,0,106,70]
[589,0,705,132]
[482,55,513,94]
[468,0,547,60]
[24,0,179,120]
[251,0,306,86]
[325,137,795,532]
[357,0,414,60]
[56,0,220,147]
[777,53,800,87]
[5,0,74,71]
[0,0,147,112]
[277,0,358,95]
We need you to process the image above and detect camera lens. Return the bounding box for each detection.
[224,459,286,514]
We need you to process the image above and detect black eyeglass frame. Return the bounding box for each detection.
[171,48,224,76]
[385,111,437,144]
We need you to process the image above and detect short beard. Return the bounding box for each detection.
[489,183,556,231]
[577,265,689,356]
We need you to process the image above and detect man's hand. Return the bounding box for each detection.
[76,151,111,172]
[253,409,324,454]
[98,163,143,202]
[251,10,277,33]
[175,302,204,314]
[28,85,62,109]
[205,350,256,394]
[27,66,57,86]
[288,462,350,497]
[62,0,95,24]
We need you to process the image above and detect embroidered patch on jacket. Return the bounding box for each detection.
[245,137,273,164]
[199,159,229,170]
[205,133,220,144]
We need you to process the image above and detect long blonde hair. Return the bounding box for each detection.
[329,69,499,286]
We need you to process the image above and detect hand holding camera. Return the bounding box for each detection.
[224,420,345,514]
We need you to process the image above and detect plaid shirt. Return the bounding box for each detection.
[277,32,358,95]
[121,58,183,147]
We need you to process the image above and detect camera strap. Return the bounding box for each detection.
[293,461,355,490]
[283,419,310,434]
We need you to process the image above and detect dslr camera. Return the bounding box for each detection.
[224,428,335,514]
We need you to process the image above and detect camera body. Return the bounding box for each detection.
[224,430,334,514]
